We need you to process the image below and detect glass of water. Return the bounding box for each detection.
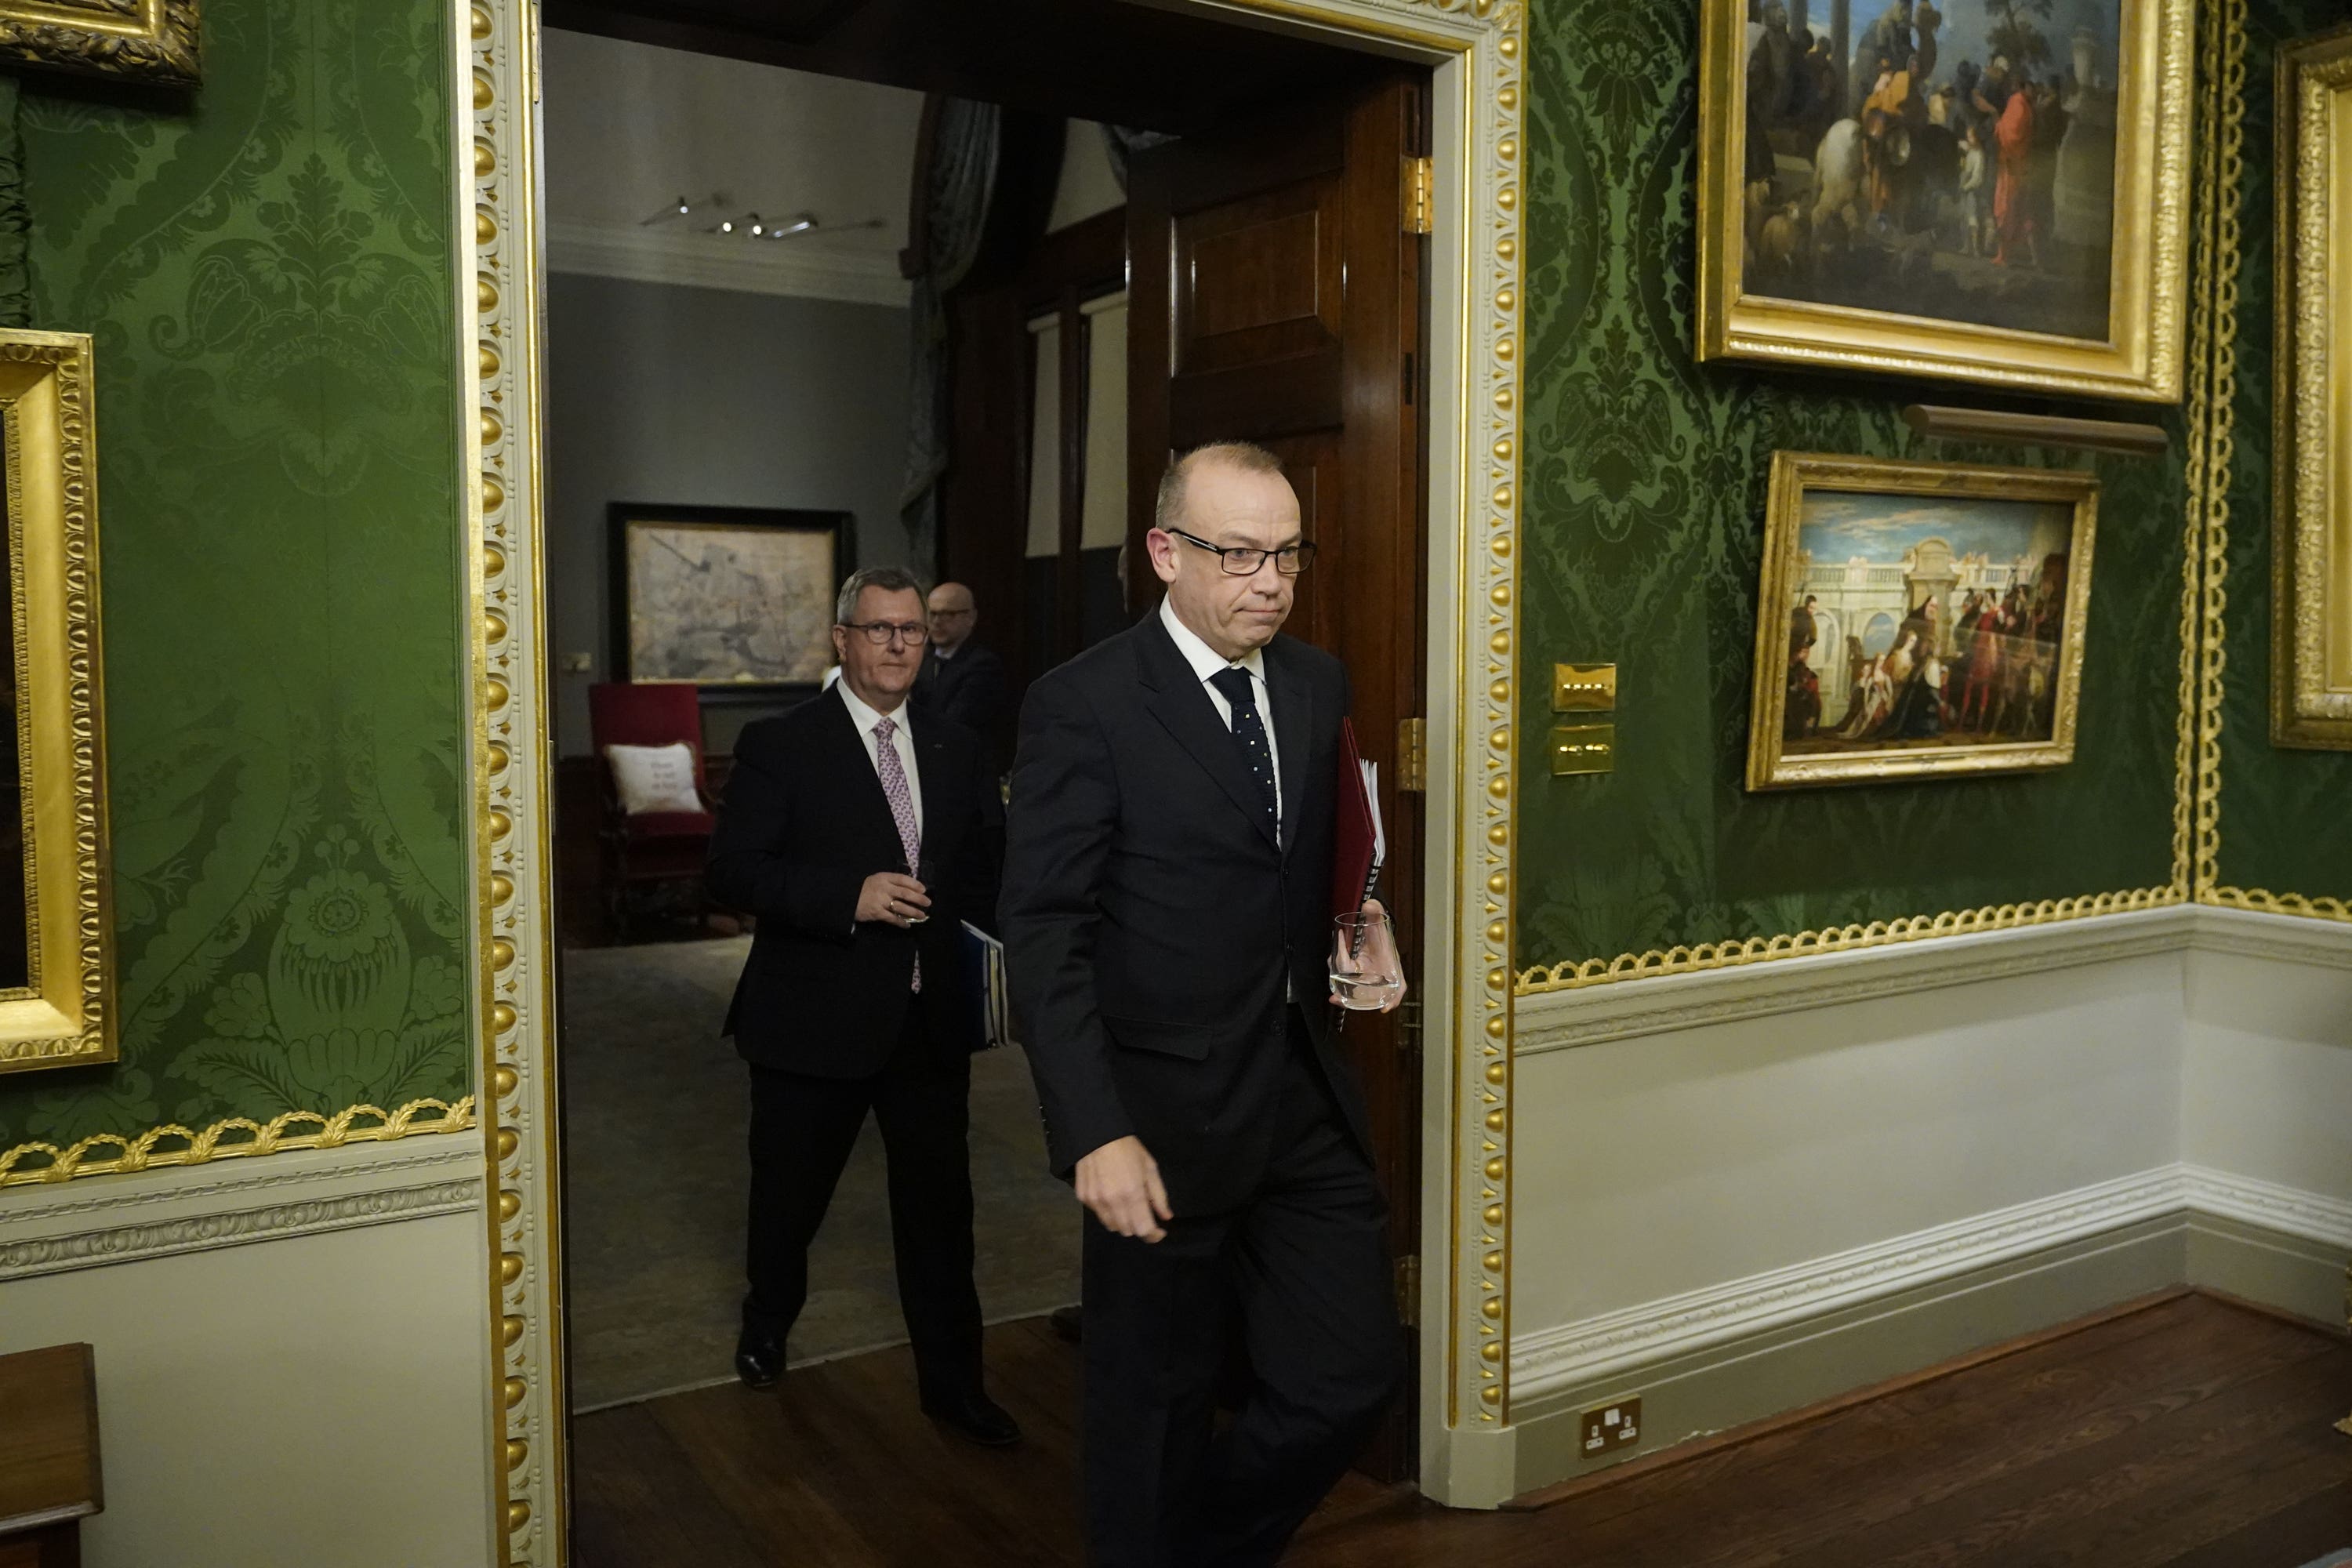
[1330,909,1404,1011]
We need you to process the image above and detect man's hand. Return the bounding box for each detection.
[1330,898,1408,1014]
[855,872,931,927]
[1075,1135,1172,1243]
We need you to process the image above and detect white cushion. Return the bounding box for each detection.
[604,742,701,816]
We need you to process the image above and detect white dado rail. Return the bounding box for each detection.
[1515,902,2352,1054]
[0,1138,483,1282]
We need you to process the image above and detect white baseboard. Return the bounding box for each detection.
[1512,1162,2350,1403]
[0,1138,485,1281]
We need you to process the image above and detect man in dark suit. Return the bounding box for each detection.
[920,580,1011,771]
[1001,442,1404,1564]
[706,564,1019,1448]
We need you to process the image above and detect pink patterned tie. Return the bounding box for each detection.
[873,717,921,993]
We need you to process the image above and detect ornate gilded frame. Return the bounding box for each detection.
[1694,0,2194,401]
[0,0,201,86]
[2267,23,2352,750]
[1745,452,2100,790]
[457,0,1526,1552]
[0,332,114,1077]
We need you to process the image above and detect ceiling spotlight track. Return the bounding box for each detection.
[634,195,885,242]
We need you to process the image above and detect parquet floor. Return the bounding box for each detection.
[572,1289,2352,1566]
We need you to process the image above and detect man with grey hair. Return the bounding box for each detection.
[706,564,1017,1446]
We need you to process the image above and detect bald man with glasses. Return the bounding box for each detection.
[707,564,1018,1447]
[1003,442,1403,1565]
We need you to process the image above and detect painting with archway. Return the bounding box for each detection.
[1746,452,2099,789]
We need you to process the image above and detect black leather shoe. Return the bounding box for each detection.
[735,1323,783,1391]
[922,1387,1022,1448]
[1048,1304,1083,1344]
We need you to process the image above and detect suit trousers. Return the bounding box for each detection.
[743,993,984,1399]
[1080,1008,1402,1567]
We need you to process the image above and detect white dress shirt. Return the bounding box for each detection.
[1160,595,1282,839]
[836,681,924,839]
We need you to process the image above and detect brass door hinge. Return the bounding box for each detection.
[1402,155,1434,235]
[1397,716,1426,792]
[1395,1254,1421,1327]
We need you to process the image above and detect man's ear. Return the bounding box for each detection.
[1146,528,1181,586]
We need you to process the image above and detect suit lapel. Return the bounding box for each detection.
[823,687,905,858]
[1134,617,1280,851]
[1267,640,1313,863]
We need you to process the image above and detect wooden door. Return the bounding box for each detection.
[1127,74,1429,1479]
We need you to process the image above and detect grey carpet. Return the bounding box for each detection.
[560,935,1081,1412]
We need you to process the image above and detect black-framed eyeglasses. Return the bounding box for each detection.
[842,620,930,646]
[1164,527,1316,577]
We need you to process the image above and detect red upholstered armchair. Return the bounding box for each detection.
[588,683,714,939]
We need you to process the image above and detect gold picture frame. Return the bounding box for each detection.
[1748,452,2098,789]
[1697,0,2192,401]
[2270,23,2352,749]
[0,0,200,87]
[0,330,114,1073]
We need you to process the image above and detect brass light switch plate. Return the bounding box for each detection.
[1553,662,1617,712]
[1551,723,1615,775]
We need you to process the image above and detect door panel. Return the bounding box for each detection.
[1174,181,1343,372]
[1128,71,1428,1482]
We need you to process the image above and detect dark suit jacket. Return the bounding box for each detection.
[922,641,1010,769]
[1000,613,1374,1216]
[707,685,999,1077]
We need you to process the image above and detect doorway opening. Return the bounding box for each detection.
[532,0,1439,1553]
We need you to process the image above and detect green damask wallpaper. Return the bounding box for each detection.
[0,0,468,1156]
[1513,0,2187,971]
[2210,0,2352,902]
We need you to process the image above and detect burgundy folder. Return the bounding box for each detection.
[1331,717,1383,920]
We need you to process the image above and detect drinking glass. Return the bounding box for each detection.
[1330,909,1404,1011]
[898,855,935,924]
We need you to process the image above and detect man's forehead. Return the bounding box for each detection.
[857,586,923,616]
[1186,467,1300,542]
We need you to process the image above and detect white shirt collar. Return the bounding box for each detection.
[836,680,908,737]
[1159,596,1266,686]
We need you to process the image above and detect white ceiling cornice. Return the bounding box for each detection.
[545,220,912,308]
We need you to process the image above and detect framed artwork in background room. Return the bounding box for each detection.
[1747,452,2098,789]
[608,504,851,705]
[1696,0,2192,401]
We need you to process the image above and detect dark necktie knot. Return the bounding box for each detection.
[1210,666,1257,712]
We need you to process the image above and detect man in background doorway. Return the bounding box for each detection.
[1002,442,1403,1564]
[920,580,1010,771]
[706,565,1018,1449]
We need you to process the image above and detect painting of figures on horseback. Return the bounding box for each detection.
[1746,454,2099,789]
[1697,0,2191,401]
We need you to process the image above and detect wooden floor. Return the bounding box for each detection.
[572,1290,2352,1566]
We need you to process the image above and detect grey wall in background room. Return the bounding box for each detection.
[546,271,912,756]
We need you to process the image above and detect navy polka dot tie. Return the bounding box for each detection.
[1209,666,1278,834]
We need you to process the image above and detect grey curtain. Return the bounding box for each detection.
[1098,124,1177,194]
[898,100,1002,564]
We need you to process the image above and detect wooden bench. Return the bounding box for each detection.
[0,1344,100,1568]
